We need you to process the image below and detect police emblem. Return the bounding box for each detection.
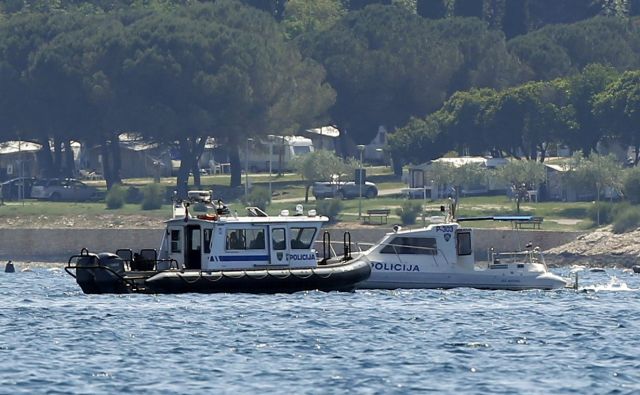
[444,233,451,242]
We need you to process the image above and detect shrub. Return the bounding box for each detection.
[105,184,126,209]
[623,168,640,204]
[395,201,423,225]
[141,183,164,210]
[315,199,342,222]
[245,186,271,211]
[586,201,626,225]
[612,206,640,234]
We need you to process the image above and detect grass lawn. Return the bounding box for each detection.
[1,165,598,232]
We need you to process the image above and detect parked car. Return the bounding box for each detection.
[0,177,36,200]
[30,178,98,201]
[312,181,378,200]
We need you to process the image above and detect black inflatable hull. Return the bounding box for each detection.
[68,256,371,294]
[144,261,371,293]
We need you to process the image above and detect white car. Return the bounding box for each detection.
[31,178,98,201]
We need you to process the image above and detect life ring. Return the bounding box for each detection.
[197,214,218,221]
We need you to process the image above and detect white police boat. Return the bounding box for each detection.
[356,206,567,291]
[65,191,370,294]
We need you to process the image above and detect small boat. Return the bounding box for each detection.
[65,191,370,294]
[355,205,567,290]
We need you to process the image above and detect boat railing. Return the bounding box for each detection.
[315,231,365,262]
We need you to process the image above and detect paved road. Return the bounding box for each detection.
[271,187,406,203]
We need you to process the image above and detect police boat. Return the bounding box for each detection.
[355,202,567,291]
[65,191,370,294]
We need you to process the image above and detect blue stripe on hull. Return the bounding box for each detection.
[218,255,270,262]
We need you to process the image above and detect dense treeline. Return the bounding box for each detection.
[1,0,640,193]
[389,65,640,166]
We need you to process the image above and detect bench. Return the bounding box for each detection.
[514,216,543,229]
[363,208,391,224]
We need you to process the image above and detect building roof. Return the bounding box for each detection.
[305,125,340,138]
[0,141,42,154]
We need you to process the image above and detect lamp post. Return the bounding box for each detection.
[357,144,365,219]
[245,138,253,202]
[268,134,275,200]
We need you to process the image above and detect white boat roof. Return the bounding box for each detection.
[166,214,328,226]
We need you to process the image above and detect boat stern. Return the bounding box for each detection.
[535,271,567,290]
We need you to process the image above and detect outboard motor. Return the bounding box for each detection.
[75,252,128,294]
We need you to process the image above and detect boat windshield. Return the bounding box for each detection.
[491,250,545,265]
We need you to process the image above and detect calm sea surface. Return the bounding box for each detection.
[1,265,639,395]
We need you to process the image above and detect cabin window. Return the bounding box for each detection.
[456,232,472,256]
[247,229,265,249]
[290,227,316,249]
[190,229,201,251]
[204,229,212,254]
[226,229,265,250]
[380,237,437,255]
[272,228,286,250]
[170,230,181,253]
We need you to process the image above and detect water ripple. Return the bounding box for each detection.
[1,268,640,394]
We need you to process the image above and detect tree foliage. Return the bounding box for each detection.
[291,149,356,202]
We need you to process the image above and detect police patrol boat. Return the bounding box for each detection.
[65,191,370,294]
[356,203,567,290]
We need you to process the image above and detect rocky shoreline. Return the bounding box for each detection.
[544,225,640,268]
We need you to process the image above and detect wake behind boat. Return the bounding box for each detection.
[355,204,567,291]
[65,191,370,294]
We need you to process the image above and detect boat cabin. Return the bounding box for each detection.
[369,223,476,270]
[159,192,327,271]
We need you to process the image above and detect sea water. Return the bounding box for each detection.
[1,266,639,394]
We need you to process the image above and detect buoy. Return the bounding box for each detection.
[5,261,15,273]
[633,265,640,274]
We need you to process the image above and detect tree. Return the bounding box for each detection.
[497,159,545,213]
[346,0,392,11]
[507,17,640,81]
[110,1,334,194]
[283,0,346,39]
[291,150,355,202]
[431,88,496,156]
[561,64,618,156]
[302,6,522,173]
[564,152,623,225]
[482,81,574,161]
[593,70,640,165]
[388,116,448,165]
[424,161,487,202]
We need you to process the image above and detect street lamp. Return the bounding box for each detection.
[357,144,365,219]
[245,138,253,202]
[268,134,275,200]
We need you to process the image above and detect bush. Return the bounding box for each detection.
[245,186,271,211]
[395,201,423,225]
[141,183,164,210]
[587,201,627,225]
[105,184,126,209]
[623,168,640,204]
[315,199,342,222]
[612,206,640,234]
